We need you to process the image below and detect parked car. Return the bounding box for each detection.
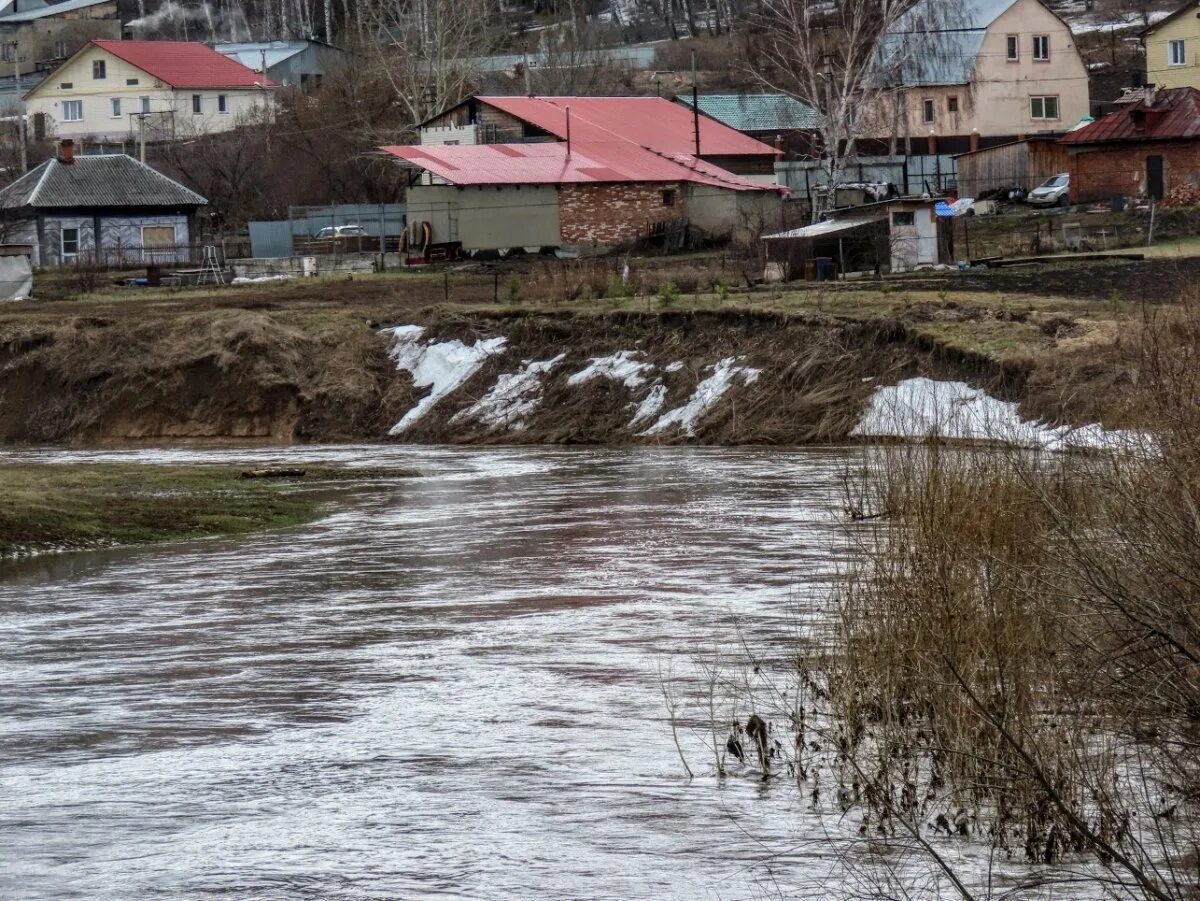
[1027,174,1070,207]
[315,225,368,239]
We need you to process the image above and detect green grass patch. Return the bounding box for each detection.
[0,463,410,559]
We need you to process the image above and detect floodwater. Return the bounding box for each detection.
[0,446,884,898]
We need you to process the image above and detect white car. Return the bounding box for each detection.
[1027,174,1070,207]
[315,225,368,239]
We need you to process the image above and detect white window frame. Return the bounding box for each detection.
[1033,35,1050,61]
[1006,34,1019,62]
[140,96,150,114]
[218,94,228,114]
[1169,39,1187,66]
[922,97,935,123]
[110,98,121,118]
[191,94,202,115]
[61,227,80,260]
[1030,95,1060,120]
[61,99,83,122]
[92,59,105,79]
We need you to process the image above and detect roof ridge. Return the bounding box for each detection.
[27,157,55,205]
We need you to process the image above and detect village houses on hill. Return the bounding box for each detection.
[876,0,1089,155]
[23,39,275,142]
[1141,0,1200,91]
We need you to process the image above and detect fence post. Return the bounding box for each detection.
[443,269,449,301]
[494,271,499,303]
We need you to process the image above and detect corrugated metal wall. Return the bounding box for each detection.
[249,203,407,258]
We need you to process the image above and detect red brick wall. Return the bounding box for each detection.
[559,183,681,246]
[1069,142,1200,202]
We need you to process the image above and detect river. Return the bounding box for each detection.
[2,446,880,899]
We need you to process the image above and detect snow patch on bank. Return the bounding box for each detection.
[568,350,654,390]
[852,377,1146,451]
[629,382,669,427]
[453,354,566,430]
[386,326,508,434]
[641,358,760,436]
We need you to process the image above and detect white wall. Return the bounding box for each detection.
[25,46,273,141]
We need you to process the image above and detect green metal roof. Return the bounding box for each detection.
[678,94,822,133]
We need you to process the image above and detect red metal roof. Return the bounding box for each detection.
[91,40,275,89]
[379,141,781,191]
[476,96,780,158]
[1061,87,1200,144]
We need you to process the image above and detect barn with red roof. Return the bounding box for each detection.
[385,94,788,256]
[24,39,275,143]
[1059,87,1200,203]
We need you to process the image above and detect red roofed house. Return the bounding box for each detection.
[385,95,787,254]
[1059,86,1200,203]
[24,39,276,143]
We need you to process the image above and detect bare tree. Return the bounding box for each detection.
[744,0,941,217]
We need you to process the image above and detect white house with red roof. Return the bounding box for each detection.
[24,39,275,142]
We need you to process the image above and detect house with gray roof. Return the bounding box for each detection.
[214,40,345,91]
[0,141,207,266]
[675,93,822,155]
[875,0,1089,154]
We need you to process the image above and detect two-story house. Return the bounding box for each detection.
[23,39,275,142]
[877,0,1090,154]
[1141,1,1200,91]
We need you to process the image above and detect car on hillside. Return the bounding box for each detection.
[1027,174,1071,208]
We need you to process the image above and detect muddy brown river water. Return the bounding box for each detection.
[0,446,1086,899]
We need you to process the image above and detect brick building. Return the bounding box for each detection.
[383,137,785,255]
[1060,87,1200,203]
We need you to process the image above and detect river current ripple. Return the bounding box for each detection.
[1,446,860,899]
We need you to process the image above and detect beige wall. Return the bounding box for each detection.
[899,0,1089,139]
[406,184,561,250]
[1144,10,1200,90]
[26,46,272,140]
[684,185,785,243]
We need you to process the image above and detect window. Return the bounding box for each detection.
[191,94,202,114]
[922,98,935,123]
[140,96,150,113]
[1006,35,1019,61]
[61,99,82,121]
[217,94,228,114]
[892,211,915,226]
[110,98,120,118]
[661,188,677,206]
[948,95,959,112]
[0,44,14,63]
[1030,95,1060,119]
[126,77,139,86]
[92,59,105,79]
[142,226,174,250]
[61,227,79,259]
[1170,39,1187,66]
[1033,35,1050,61]
[59,81,72,89]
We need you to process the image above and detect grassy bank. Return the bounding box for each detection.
[0,463,393,559]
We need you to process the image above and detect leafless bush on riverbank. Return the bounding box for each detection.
[696,294,1200,898]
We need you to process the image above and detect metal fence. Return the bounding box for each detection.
[775,155,960,202]
[59,240,252,269]
[249,203,407,258]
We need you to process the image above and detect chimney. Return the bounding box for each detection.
[927,131,937,156]
[59,139,74,165]
[1145,83,1157,108]
[969,129,980,152]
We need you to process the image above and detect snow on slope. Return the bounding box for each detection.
[641,358,760,436]
[453,354,566,430]
[386,326,508,434]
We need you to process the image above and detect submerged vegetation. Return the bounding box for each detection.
[0,463,401,559]
[701,294,1200,897]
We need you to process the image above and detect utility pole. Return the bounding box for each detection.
[10,43,25,173]
[138,114,146,163]
[690,49,700,157]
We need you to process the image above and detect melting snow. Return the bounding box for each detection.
[386,326,508,434]
[453,354,566,430]
[641,358,760,436]
[852,378,1146,451]
[568,351,654,390]
[628,383,669,427]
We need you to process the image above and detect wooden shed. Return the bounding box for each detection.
[955,137,1069,198]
